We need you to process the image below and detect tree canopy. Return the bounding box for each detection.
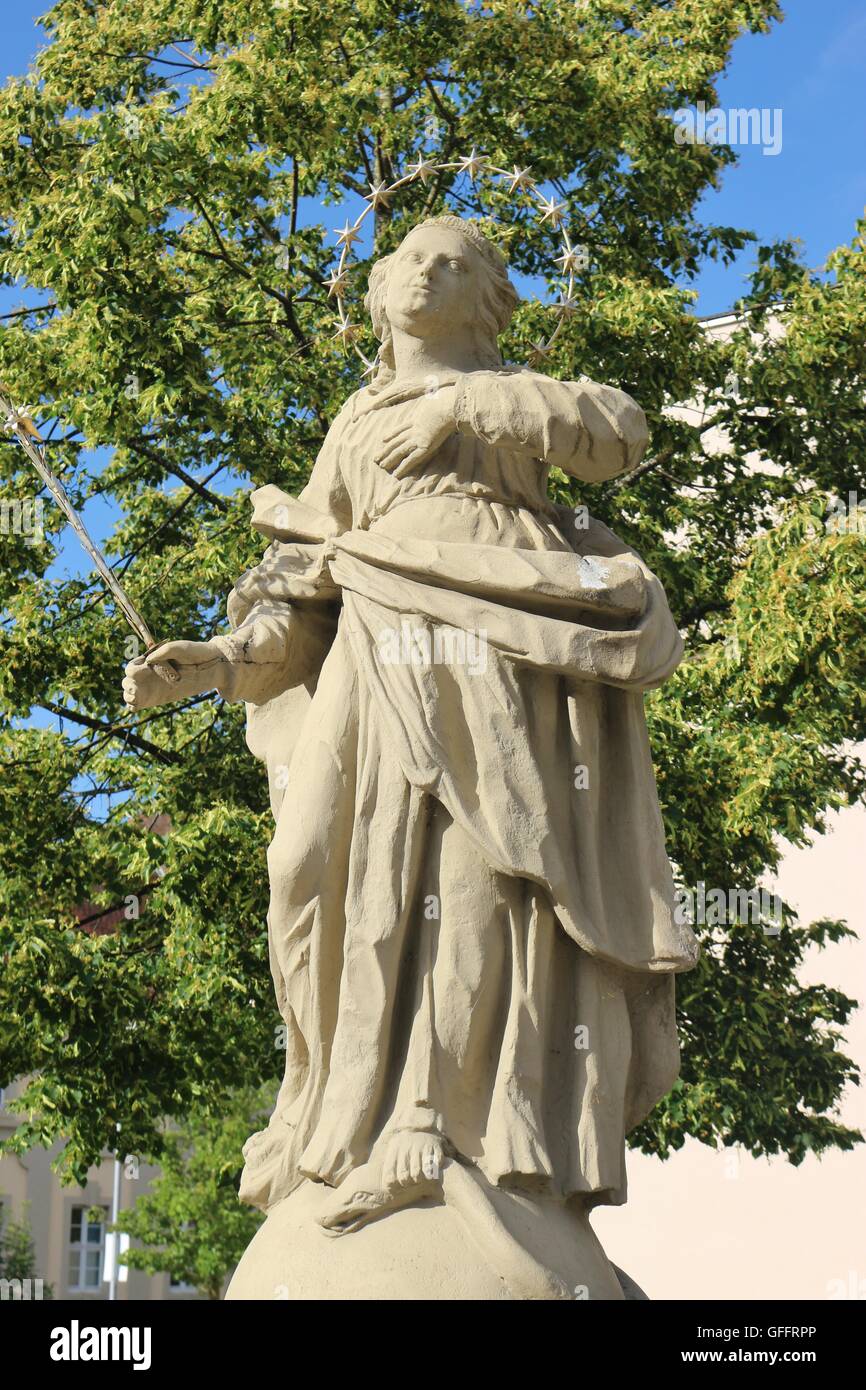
[0,0,863,1185]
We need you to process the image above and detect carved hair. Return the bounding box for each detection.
[363,215,519,386]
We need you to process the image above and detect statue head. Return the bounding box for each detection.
[364,216,519,385]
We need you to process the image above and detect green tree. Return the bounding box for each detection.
[0,0,862,1187]
[115,1089,267,1299]
[0,1200,52,1293]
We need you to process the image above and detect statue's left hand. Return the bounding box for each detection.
[371,383,457,478]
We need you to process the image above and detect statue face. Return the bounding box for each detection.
[384,224,483,339]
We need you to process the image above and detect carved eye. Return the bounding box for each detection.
[448,259,464,272]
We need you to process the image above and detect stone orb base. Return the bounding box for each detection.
[226,1167,631,1301]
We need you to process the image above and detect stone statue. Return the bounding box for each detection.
[123,215,699,1300]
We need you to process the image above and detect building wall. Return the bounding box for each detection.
[593,796,866,1300]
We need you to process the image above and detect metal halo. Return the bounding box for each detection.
[326,149,588,376]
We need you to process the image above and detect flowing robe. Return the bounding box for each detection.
[214,367,699,1212]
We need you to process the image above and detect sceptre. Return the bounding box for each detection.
[0,384,180,685]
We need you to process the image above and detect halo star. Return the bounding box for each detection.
[507,165,534,193]
[333,316,361,346]
[455,147,487,180]
[365,181,392,209]
[536,195,567,229]
[528,339,553,363]
[406,157,437,184]
[555,246,589,274]
[335,220,362,248]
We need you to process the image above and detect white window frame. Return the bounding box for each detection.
[67,1205,108,1292]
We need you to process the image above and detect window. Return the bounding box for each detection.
[67,1206,107,1291]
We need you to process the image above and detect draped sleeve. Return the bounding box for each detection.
[452,366,648,483]
[211,410,353,706]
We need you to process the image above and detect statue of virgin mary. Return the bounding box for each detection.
[123,214,698,1299]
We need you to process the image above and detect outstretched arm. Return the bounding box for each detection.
[121,593,338,710]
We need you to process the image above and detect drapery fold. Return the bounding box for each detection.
[221,503,695,975]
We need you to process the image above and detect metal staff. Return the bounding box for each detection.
[0,384,179,684]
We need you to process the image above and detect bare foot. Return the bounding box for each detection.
[318,1132,448,1237]
[382,1128,447,1187]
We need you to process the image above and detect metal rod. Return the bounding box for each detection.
[0,387,179,684]
[109,1145,122,1303]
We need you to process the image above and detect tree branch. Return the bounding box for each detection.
[125,438,228,512]
[603,445,676,492]
[0,303,57,320]
[41,702,183,764]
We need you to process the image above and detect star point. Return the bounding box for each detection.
[528,339,553,363]
[325,270,349,298]
[455,147,487,180]
[365,181,392,209]
[506,165,534,193]
[555,245,590,274]
[335,219,362,248]
[536,195,567,230]
[333,316,361,347]
[406,157,437,184]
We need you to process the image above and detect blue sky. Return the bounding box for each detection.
[692,0,866,314]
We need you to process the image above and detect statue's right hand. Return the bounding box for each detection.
[122,639,226,710]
